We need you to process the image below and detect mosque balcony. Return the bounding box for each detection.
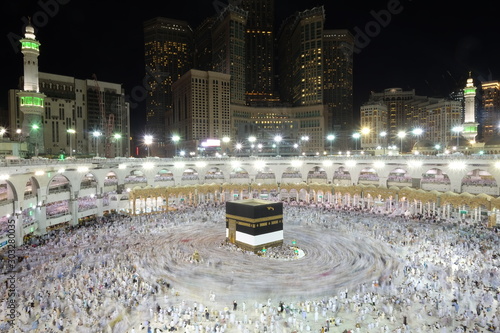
[77,209,99,219]
[47,191,70,203]
[46,213,71,227]
[23,222,38,235]
[79,187,97,198]
[461,185,499,196]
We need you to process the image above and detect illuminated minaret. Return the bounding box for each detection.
[462,72,478,144]
[17,22,45,156]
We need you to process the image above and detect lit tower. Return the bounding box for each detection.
[462,72,478,144]
[18,22,45,156]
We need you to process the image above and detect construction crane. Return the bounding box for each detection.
[92,74,115,158]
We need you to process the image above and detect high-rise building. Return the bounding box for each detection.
[481,81,500,142]
[323,29,354,150]
[277,6,325,107]
[171,69,231,156]
[359,103,388,151]
[9,73,130,158]
[211,5,248,106]
[193,17,216,71]
[144,17,193,155]
[17,23,46,156]
[241,0,275,104]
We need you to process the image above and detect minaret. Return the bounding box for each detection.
[462,72,478,144]
[17,22,45,156]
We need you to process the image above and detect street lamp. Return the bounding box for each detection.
[144,135,153,157]
[274,135,282,157]
[235,143,242,156]
[31,124,41,156]
[435,144,441,155]
[452,126,463,148]
[172,135,180,157]
[352,132,360,152]
[113,133,122,157]
[248,136,256,156]
[397,131,406,154]
[380,131,387,155]
[222,136,230,155]
[93,131,102,157]
[67,129,76,157]
[0,127,6,138]
[300,135,309,155]
[327,134,335,155]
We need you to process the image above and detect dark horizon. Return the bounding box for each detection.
[1,0,498,135]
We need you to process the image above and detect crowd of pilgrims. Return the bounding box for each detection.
[0,199,499,333]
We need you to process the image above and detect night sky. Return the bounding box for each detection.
[1,0,498,135]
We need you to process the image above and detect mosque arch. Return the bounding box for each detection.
[205,167,225,183]
[124,170,148,185]
[24,177,40,199]
[181,168,199,185]
[104,171,118,186]
[387,168,412,187]
[461,169,498,195]
[0,180,17,203]
[281,167,302,183]
[229,167,250,181]
[255,167,275,184]
[47,174,71,195]
[307,166,327,184]
[420,168,451,192]
[358,168,379,185]
[154,169,175,185]
[333,167,351,186]
[80,172,98,189]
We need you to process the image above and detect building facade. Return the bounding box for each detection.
[171,69,231,155]
[211,5,248,106]
[144,17,193,155]
[323,29,354,150]
[277,6,325,107]
[241,0,275,104]
[481,81,500,142]
[9,73,130,158]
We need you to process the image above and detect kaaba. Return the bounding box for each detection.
[226,199,283,253]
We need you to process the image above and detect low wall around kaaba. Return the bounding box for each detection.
[226,199,283,253]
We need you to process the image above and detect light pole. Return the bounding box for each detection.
[248,136,256,156]
[67,129,76,157]
[452,126,463,148]
[274,135,282,157]
[380,131,387,155]
[93,131,101,157]
[172,135,180,157]
[327,134,335,155]
[144,135,153,157]
[397,131,406,154]
[435,144,441,155]
[352,132,360,152]
[300,135,309,156]
[113,133,122,157]
[235,143,242,156]
[0,127,6,139]
[222,136,230,155]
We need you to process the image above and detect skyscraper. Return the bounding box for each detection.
[323,29,354,150]
[211,5,248,106]
[144,17,193,156]
[241,0,275,104]
[277,6,325,107]
[481,81,500,142]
